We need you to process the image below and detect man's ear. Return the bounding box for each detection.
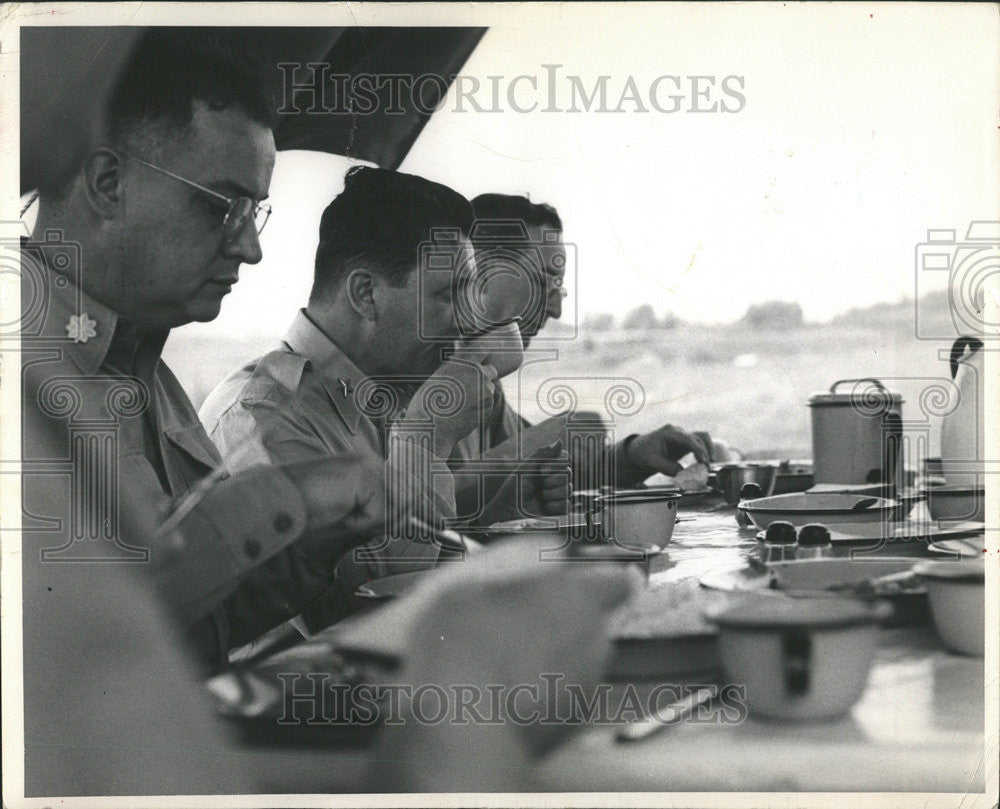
[81,149,124,220]
[345,268,377,320]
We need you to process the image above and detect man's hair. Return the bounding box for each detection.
[470,194,563,233]
[107,28,276,148]
[38,29,274,201]
[311,167,473,302]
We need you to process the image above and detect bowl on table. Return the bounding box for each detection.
[738,492,899,530]
[710,596,891,721]
[923,483,985,523]
[595,489,681,551]
[701,556,929,626]
[806,483,924,522]
[912,559,985,656]
[487,514,655,578]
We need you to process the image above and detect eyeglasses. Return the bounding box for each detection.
[124,154,272,240]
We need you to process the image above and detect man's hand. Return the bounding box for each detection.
[621,424,711,477]
[375,539,641,789]
[282,454,386,563]
[480,442,571,524]
[404,357,499,458]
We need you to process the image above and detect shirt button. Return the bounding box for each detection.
[273,513,294,533]
[243,538,262,559]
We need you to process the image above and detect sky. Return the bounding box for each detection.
[42,3,998,346]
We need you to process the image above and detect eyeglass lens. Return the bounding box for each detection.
[224,198,270,239]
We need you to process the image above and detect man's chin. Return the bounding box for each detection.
[186,298,226,325]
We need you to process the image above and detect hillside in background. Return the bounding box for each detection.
[165,289,965,459]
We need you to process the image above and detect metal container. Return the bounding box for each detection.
[716,464,778,506]
[596,490,681,551]
[808,379,903,486]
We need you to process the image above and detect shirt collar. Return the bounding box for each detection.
[25,238,119,376]
[24,238,169,379]
[282,309,372,433]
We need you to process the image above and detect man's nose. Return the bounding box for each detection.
[223,222,264,265]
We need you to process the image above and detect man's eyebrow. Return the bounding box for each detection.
[207,178,269,201]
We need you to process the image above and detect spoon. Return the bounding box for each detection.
[616,687,717,743]
[851,497,880,511]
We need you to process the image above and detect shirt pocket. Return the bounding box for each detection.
[162,424,226,492]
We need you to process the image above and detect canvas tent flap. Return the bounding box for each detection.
[273,27,487,169]
[19,26,487,194]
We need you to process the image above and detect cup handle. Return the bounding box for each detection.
[782,629,812,696]
[948,336,984,379]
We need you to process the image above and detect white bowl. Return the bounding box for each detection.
[738,493,899,530]
[597,490,681,551]
[711,597,889,721]
[913,560,985,655]
[924,484,985,523]
[765,557,918,593]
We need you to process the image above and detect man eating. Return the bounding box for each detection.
[15,26,638,797]
[200,167,570,623]
[452,192,716,489]
[22,29,388,674]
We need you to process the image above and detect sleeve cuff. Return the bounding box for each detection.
[160,466,309,625]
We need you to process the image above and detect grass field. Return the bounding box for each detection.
[165,296,962,462]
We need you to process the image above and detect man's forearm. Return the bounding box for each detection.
[611,434,650,488]
[154,457,383,629]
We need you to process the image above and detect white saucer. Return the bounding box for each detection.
[755,520,984,544]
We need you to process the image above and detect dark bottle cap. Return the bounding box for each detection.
[797,523,832,547]
[764,520,797,544]
[740,482,763,499]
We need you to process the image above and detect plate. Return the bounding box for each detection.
[355,570,432,601]
[675,487,714,506]
[487,513,591,535]
[755,519,984,545]
[928,537,985,558]
[574,485,712,507]
[700,558,924,597]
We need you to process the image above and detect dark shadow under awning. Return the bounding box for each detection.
[20,26,487,193]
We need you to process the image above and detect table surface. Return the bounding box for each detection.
[238,497,988,796]
[541,499,987,793]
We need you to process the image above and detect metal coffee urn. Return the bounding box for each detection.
[809,378,903,486]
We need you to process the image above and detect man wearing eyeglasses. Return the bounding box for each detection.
[21,30,387,674]
[16,27,636,799]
